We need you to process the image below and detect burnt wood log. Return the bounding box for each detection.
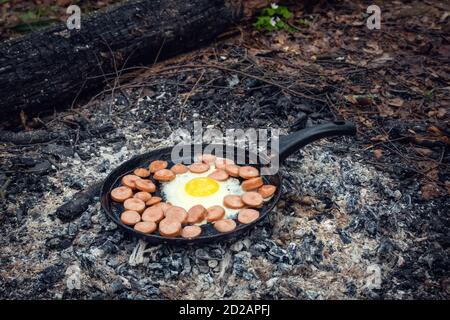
[0,0,242,116]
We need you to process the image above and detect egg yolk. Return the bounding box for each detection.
[185,177,219,197]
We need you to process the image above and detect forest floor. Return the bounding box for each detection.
[0,0,449,299]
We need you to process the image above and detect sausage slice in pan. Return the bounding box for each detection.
[135,179,156,192]
[181,225,202,239]
[189,162,210,173]
[123,198,146,213]
[223,195,245,209]
[187,205,207,224]
[171,163,189,174]
[159,218,182,237]
[238,209,260,224]
[142,206,164,223]
[206,205,225,222]
[208,169,229,181]
[153,169,175,181]
[120,210,141,226]
[214,219,236,233]
[149,160,168,173]
[165,206,188,224]
[121,175,141,189]
[238,166,259,179]
[111,186,133,202]
[134,221,157,234]
[241,191,264,208]
[241,177,263,191]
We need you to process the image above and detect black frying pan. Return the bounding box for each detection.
[101,121,356,245]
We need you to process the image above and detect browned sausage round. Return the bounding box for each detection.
[197,154,216,164]
[111,186,133,202]
[153,169,175,182]
[146,196,162,206]
[134,221,157,234]
[223,195,245,209]
[142,206,164,223]
[120,210,141,226]
[189,162,210,173]
[164,206,188,224]
[237,209,260,224]
[214,219,236,233]
[123,198,146,213]
[241,177,263,191]
[171,163,189,175]
[134,168,150,178]
[206,205,225,222]
[241,191,264,208]
[187,205,207,224]
[135,179,156,192]
[134,191,152,202]
[225,164,240,177]
[258,185,277,199]
[208,169,229,181]
[149,160,168,173]
[215,158,234,170]
[121,174,141,189]
[238,166,259,179]
[181,225,202,239]
[159,218,182,237]
[153,202,172,213]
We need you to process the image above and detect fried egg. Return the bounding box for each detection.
[161,165,243,220]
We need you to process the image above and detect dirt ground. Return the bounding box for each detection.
[0,0,449,299]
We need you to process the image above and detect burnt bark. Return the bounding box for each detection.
[0,0,241,116]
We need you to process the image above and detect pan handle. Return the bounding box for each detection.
[278,121,356,163]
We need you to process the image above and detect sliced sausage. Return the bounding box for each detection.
[146,196,161,206]
[225,164,240,177]
[241,177,264,191]
[214,219,236,233]
[133,168,150,178]
[241,191,264,208]
[149,160,168,173]
[120,210,141,226]
[237,209,260,224]
[223,195,245,209]
[206,205,225,222]
[171,163,188,175]
[153,169,175,182]
[197,154,216,164]
[215,158,234,170]
[123,198,146,213]
[164,206,188,224]
[238,166,259,179]
[208,169,229,181]
[258,185,277,199]
[189,162,210,173]
[142,206,165,223]
[134,221,157,234]
[134,191,152,202]
[187,205,207,224]
[121,174,141,189]
[158,218,182,237]
[135,179,156,192]
[153,202,172,213]
[111,186,133,202]
[181,225,202,239]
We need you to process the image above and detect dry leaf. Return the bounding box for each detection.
[373,149,383,159]
[420,182,443,200]
[387,98,404,107]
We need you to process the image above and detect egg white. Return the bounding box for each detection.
[161,165,243,221]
